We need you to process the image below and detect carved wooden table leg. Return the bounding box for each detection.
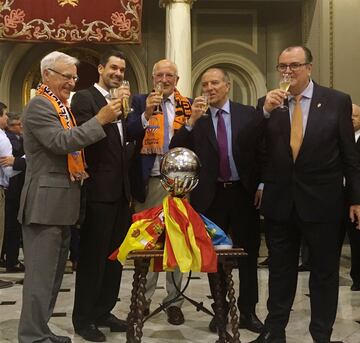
[224,260,240,343]
[133,257,149,342]
[126,261,141,342]
[209,271,228,343]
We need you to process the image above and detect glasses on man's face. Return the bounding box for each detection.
[48,68,79,83]
[276,63,309,72]
[154,73,177,80]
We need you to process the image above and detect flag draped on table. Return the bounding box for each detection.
[109,195,220,273]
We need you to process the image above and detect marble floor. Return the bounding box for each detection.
[0,241,360,343]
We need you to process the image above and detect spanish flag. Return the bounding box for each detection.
[109,196,217,273]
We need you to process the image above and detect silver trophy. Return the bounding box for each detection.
[160,147,201,197]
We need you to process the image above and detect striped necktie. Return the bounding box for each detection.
[162,99,170,153]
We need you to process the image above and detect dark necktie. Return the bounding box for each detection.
[162,99,170,153]
[216,109,231,181]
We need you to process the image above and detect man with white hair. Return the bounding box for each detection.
[17,51,121,343]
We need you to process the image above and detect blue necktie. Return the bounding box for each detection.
[216,109,231,181]
[162,99,170,153]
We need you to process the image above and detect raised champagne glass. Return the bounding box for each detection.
[119,80,132,119]
[153,81,164,114]
[109,87,122,123]
[278,74,291,111]
[200,93,210,116]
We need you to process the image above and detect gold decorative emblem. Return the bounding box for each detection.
[57,0,79,7]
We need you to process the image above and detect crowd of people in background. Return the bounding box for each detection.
[0,45,359,343]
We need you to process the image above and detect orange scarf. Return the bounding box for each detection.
[36,84,88,182]
[141,88,191,155]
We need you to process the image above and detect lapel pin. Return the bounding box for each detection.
[317,103,322,108]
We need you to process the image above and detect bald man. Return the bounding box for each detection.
[126,59,192,325]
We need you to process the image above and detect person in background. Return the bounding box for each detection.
[126,59,191,325]
[0,112,26,273]
[17,51,121,343]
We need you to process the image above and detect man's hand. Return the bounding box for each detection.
[187,96,207,127]
[0,156,15,167]
[349,204,360,229]
[264,89,289,113]
[254,189,263,209]
[95,99,122,125]
[144,91,162,120]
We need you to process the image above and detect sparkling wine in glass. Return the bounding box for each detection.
[119,80,132,118]
[278,74,291,110]
[109,88,122,123]
[153,82,164,114]
[200,93,210,115]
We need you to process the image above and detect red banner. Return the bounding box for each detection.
[0,0,142,44]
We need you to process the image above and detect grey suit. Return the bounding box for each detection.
[18,96,106,343]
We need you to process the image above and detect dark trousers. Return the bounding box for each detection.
[72,199,130,329]
[4,194,22,268]
[264,209,342,341]
[205,183,260,314]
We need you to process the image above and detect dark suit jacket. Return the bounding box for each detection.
[259,82,360,222]
[126,93,192,202]
[170,101,264,213]
[6,131,25,201]
[71,86,131,202]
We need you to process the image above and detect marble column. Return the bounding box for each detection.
[159,0,196,97]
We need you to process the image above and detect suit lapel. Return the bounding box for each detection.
[204,110,218,152]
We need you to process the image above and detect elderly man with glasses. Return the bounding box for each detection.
[17,51,121,343]
[250,46,360,343]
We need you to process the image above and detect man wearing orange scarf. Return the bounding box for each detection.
[17,51,121,343]
[126,59,192,326]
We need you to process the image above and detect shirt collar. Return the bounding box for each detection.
[94,83,109,98]
[289,79,314,102]
[210,99,230,118]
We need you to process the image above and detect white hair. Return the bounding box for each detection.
[152,59,178,76]
[40,51,79,79]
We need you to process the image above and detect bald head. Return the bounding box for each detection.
[352,104,360,132]
[152,59,179,97]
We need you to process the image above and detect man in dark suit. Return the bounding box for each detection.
[126,59,192,325]
[0,112,26,272]
[170,67,264,334]
[18,51,121,343]
[71,50,135,342]
[251,46,360,343]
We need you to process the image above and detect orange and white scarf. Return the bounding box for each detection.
[141,88,191,155]
[36,84,88,182]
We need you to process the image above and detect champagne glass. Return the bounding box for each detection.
[278,74,291,111]
[119,80,132,119]
[200,93,210,116]
[109,88,122,123]
[153,82,164,114]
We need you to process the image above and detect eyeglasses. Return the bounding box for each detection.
[48,68,79,83]
[276,63,310,72]
[154,73,177,80]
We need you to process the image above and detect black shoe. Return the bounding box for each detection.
[75,324,105,342]
[166,306,185,325]
[51,335,72,343]
[298,264,311,272]
[0,279,13,288]
[96,313,127,332]
[351,282,360,291]
[6,262,25,273]
[239,312,264,333]
[249,331,286,343]
[209,316,218,333]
